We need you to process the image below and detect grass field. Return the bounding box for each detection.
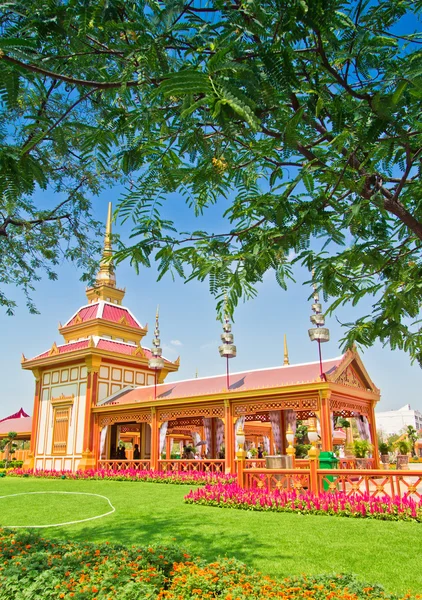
[1,477,421,595]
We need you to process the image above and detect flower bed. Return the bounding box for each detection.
[6,468,234,486]
[158,561,410,599]
[0,529,183,599]
[0,529,415,599]
[185,483,422,522]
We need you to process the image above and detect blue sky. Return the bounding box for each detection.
[1,5,421,419]
[0,184,421,419]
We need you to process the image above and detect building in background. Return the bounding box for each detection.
[19,204,383,473]
[376,404,422,437]
[21,203,179,471]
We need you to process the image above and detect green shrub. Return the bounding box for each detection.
[0,460,23,469]
[395,439,412,455]
[353,439,373,458]
[379,442,391,455]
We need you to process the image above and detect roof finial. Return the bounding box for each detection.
[96,202,116,288]
[308,268,330,378]
[195,367,198,379]
[149,305,164,371]
[283,334,289,365]
[219,293,236,390]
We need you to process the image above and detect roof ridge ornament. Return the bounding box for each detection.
[95,202,116,289]
[149,305,165,371]
[49,342,59,356]
[283,334,289,366]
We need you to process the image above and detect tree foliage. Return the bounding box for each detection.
[2,0,422,363]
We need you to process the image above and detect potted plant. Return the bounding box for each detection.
[353,439,373,469]
[395,439,412,470]
[379,442,391,467]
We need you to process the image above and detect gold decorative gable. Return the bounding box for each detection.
[119,315,128,326]
[74,313,82,324]
[131,346,145,358]
[335,365,366,390]
[49,342,59,356]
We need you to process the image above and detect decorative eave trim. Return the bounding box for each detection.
[0,430,32,438]
[22,345,178,371]
[93,381,333,413]
[329,383,380,402]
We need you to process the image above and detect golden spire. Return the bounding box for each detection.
[283,334,289,365]
[96,202,116,287]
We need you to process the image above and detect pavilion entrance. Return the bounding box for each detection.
[99,420,152,470]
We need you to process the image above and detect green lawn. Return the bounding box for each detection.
[1,477,421,595]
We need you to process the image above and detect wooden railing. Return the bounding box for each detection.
[158,459,225,473]
[295,459,310,469]
[318,468,422,500]
[243,468,310,493]
[239,463,422,501]
[98,460,151,471]
[337,457,376,469]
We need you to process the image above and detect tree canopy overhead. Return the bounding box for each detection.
[2,0,422,363]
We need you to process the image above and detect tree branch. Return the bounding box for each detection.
[2,54,145,89]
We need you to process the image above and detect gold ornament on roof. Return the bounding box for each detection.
[149,305,164,370]
[283,334,289,365]
[96,202,116,288]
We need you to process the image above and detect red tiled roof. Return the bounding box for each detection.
[102,304,140,328]
[69,304,98,325]
[31,340,90,360]
[28,337,167,363]
[103,355,346,406]
[0,408,30,423]
[0,416,32,435]
[96,339,151,357]
[64,302,142,329]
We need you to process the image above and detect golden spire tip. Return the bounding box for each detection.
[283,333,290,365]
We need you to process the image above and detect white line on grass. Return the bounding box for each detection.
[0,491,116,528]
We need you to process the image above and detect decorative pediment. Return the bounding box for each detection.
[335,365,366,390]
[119,315,128,326]
[131,346,145,358]
[49,342,59,356]
[327,347,379,394]
[73,313,82,324]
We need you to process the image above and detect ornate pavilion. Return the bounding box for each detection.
[22,204,381,473]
